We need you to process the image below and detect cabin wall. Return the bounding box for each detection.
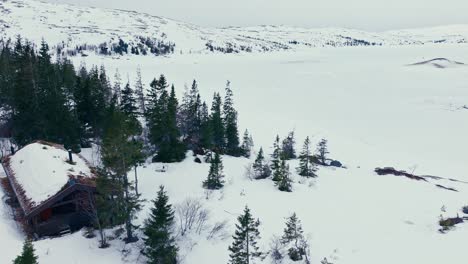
[29,189,95,237]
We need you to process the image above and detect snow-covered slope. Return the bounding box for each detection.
[2,44,468,264]
[1,0,468,56]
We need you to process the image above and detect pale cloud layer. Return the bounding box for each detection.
[43,0,468,31]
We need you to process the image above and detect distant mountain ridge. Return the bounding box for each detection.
[1,0,468,56]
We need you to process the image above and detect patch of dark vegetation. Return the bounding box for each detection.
[462,206,468,215]
[439,216,463,232]
[435,184,458,192]
[374,167,427,181]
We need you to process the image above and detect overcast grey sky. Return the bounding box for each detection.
[43,0,468,31]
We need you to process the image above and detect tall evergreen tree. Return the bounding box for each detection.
[228,206,262,264]
[223,81,241,156]
[156,85,186,162]
[252,147,271,180]
[199,101,213,150]
[316,138,329,165]
[281,213,306,261]
[271,135,282,182]
[10,39,42,146]
[297,136,317,177]
[281,131,296,160]
[203,152,225,190]
[13,239,38,264]
[113,69,122,104]
[178,80,202,149]
[275,160,292,192]
[143,186,178,264]
[210,92,225,153]
[120,82,138,118]
[240,129,254,158]
[101,103,142,243]
[135,67,146,115]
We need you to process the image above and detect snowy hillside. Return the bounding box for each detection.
[2,43,468,264]
[1,0,468,56]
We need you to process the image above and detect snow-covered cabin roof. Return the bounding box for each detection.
[2,141,95,214]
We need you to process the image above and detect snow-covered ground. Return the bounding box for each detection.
[1,0,468,55]
[2,44,468,263]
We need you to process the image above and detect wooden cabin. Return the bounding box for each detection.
[1,141,96,238]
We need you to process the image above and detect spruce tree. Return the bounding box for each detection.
[281,213,306,261]
[199,101,213,151]
[143,186,178,264]
[101,102,142,243]
[240,129,254,158]
[203,152,225,190]
[228,206,262,264]
[297,136,317,177]
[252,147,271,180]
[271,135,282,181]
[316,138,329,165]
[113,69,122,104]
[210,92,225,153]
[135,67,146,115]
[13,239,38,264]
[146,77,170,154]
[179,80,202,149]
[281,131,296,160]
[120,82,138,118]
[223,81,241,156]
[276,160,292,192]
[156,85,186,162]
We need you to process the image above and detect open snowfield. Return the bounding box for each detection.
[2,44,468,263]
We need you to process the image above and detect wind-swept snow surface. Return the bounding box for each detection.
[1,44,468,263]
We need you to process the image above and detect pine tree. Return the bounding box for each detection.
[146,76,169,152]
[101,103,142,243]
[275,160,292,192]
[199,101,213,151]
[178,80,202,149]
[223,81,241,156]
[228,206,262,264]
[113,69,122,104]
[120,82,138,118]
[210,92,225,153]
[316,138,329,165]
[252,147,271,180]
[271,135,282,181]
[13,239,38,264]
[281,131,296,160]
[143,186,178,264]
[156,85,186,162]
[297,136,317,177]
[135,67,146,115]
[203,152,225,190]
[281,213,305,261]
[240,129,254,158]
[99,65,113,105]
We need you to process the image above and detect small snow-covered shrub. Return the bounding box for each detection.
[269,236,284,264]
